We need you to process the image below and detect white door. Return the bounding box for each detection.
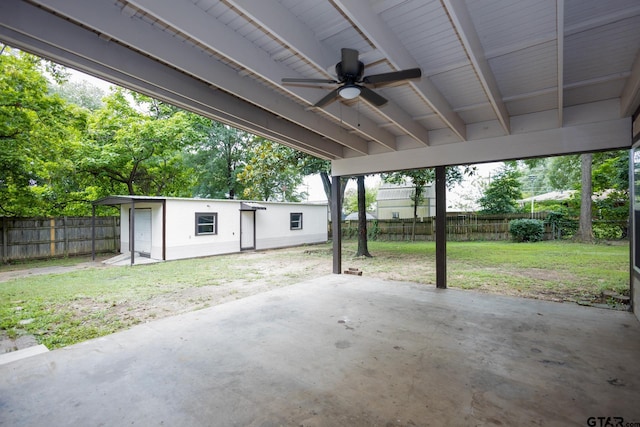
[240,210,255,250]
[133,208,152,255]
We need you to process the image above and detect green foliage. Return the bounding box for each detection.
[343,186,377,215]
[0,47,90,216]
[236,137,305,201]
[80,88,200,196]
[545,210,578,239]
[478,164,523,214]
[509,219,544,242]
[187,120,250,199]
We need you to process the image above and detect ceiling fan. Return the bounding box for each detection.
[282,48,422,108]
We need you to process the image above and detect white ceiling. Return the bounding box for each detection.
[1,0,639,175]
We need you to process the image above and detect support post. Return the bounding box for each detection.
[331,175,342,274]
[436,166,447,289]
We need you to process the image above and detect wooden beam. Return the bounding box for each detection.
[331,175,342,274]
[557,0,565,127]
[442,0,510,134]
[435,166,446,289]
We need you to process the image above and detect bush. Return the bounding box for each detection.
[509,219,544,242]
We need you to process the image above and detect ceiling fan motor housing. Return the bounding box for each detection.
[335,61,364,83]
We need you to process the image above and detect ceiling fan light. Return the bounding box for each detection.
[339,85,361,99]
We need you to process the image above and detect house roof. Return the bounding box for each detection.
[2,1,639,176]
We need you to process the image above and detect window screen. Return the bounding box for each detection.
[195,213,217,235]
[290,212,303,230]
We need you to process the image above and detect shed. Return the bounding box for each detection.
[92,196,328,264]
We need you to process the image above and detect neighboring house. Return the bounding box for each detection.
[92,196,327,264]
[376,182,435,220]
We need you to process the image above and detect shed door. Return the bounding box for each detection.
[240,210,255,250]
[133,208,152,256]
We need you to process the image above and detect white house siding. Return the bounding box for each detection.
[120,202,164,260]
[254,203,328,250]
[164,199,241,260]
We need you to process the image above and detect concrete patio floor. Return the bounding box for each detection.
[1,275,639,426]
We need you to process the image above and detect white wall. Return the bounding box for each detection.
[164,199,241,260]
[254,202,328,250]
[119,202,164,260]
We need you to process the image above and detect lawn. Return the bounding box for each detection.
[0,240,629,350]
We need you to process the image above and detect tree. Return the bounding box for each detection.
[575,153,593,242]
[291,153,350,218]
[79,88,199,196]
[343,185,377,216]
[522,151,629,239]
[237,137,305,201]
[0,46,89,216]
[478,164,522,214]
[188,120,250,199]
[354,175,372,257]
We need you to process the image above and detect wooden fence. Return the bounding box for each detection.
[339,212,552,241]
[1,216,120,262]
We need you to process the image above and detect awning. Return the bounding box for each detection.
[240,202,267,211]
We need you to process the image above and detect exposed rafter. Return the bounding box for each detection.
[126,0,407,151]
[0,0,342,159]
[442,0,510,134]
[226,0,431,147]
[27,0,368,155]
[557,0,564,127]
[332,0,467,141]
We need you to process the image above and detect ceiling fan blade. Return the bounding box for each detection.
[314,88,341,108]
[282,78,337,84]
[341,48,360,75]
[362,68,422,85]
[359,86,388,107]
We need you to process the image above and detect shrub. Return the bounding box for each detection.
[509,219,544,242]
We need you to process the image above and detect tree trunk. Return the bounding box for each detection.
[355,175,371,257]
[411,187,423,242]
[320,172,348,217]
[575,153,594,243]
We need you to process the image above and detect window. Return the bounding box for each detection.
[392,212,400,219]
[290,212,303,230]
[195,213,217,235]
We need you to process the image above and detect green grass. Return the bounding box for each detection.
[347,240,629,296]
[0,240,630,349]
